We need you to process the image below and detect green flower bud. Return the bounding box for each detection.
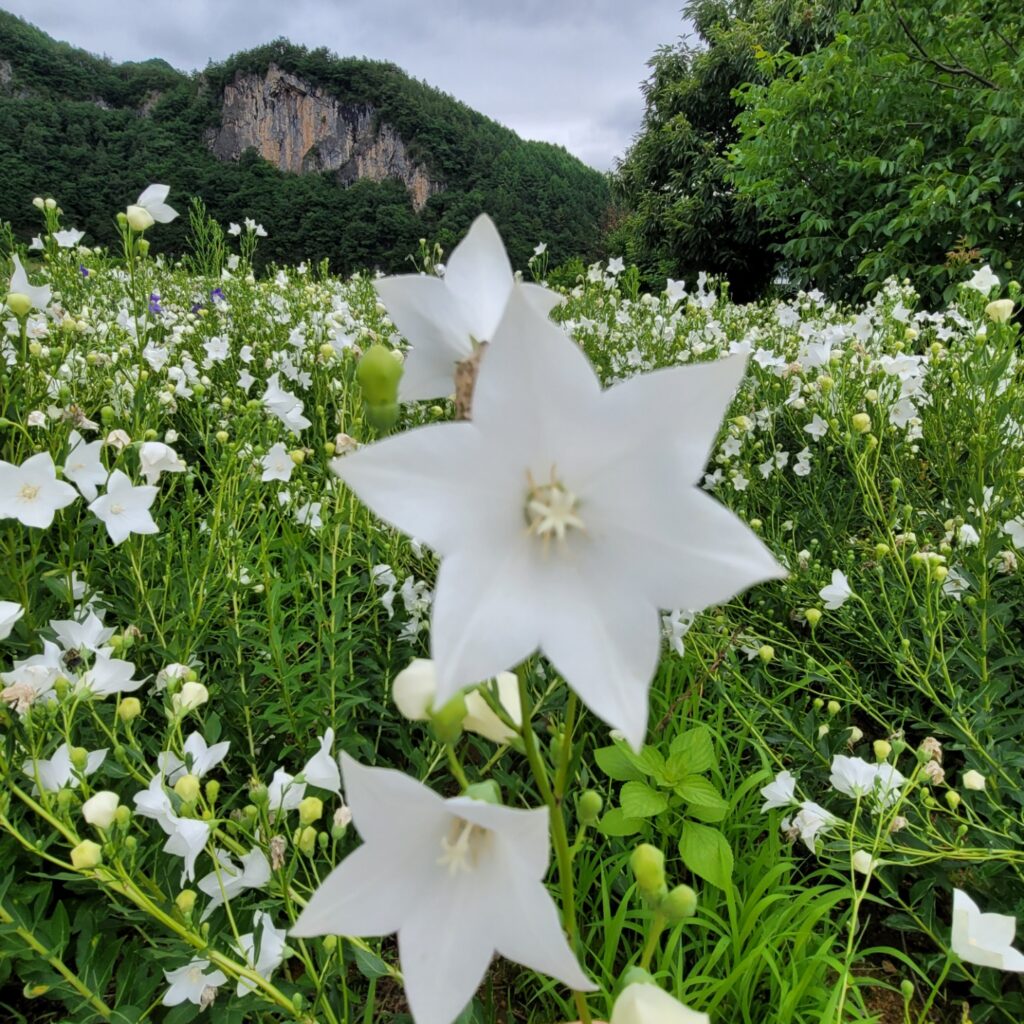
[205,780,220,805]
[758,644,774,663]
[873,739,892,762]
[70,839,103,870]
[812,698,824,711]
[176,889,197,916]
[114,805,131,828]
[900,980,914,1001]
[251,784,269,806]
[465,780,502,805]
[826,700,841,717]
[946,790,961,810]
[621,966,656,988]
[357,344,403,405]
[577,790,603,825]
[69,746,89,772]
[630,843,666,900]
[660,883,698,922]
[430,692,468,745]
[852,412,872,434]
[804,608,822,627]
[5,293,32,318]
[298,825,317,857]
[364,401,400,432]
[289,449,305,465]
[322,935,338,952]
[136,238,150,258]
[173,774,201,804]
[299,796,324,826]
[215,430,229,444]
[100,405,116,425]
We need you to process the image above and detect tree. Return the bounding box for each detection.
[730,0,1024,303]
[612,0,845,300]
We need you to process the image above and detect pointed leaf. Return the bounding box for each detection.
[679,822,734,890]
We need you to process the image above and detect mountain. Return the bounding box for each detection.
[0,13,610,271]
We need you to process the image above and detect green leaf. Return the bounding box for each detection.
[352,944,391,979]
[679,822,734,890]
[597,808,645,837]
[620,781,669,819]
[674,775,728,822]
[594,744,645,782]
[667,726,716,777]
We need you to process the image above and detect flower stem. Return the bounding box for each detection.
[516,664,592,1024]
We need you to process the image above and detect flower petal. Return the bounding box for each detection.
[138,183,170,207]
[443,214,514,341]
[291,842,434,938]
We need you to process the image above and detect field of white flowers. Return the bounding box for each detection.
[1,191,1023,1024]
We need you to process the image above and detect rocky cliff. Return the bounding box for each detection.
[207,64,441,211]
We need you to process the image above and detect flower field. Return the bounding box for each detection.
[1,194,1023,1024]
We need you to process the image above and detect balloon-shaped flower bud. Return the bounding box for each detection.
[430,691,468,744]
[172,682,209,714]
[82,791,119,829]
[299,796,324,826]
[173,774,201,804]
[986,299,1014,323]
[176,889,197,915]
[5,293,32,319]
[630,843,666,902]
[577,790,603,825]
[464,780,502,805]
[660,883,698,922]
[357,345,403,406]
[392,658,436,721]
[70,840,103,870]
[612,982,709,1024]
[126,205,155,232]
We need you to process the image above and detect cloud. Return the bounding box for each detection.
[2,0,691,169]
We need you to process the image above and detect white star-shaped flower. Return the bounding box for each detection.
[819,569,853,610]
[162,959,227,1007]
[23,742,106,792]
[64,430,108,502]
[261,442,295,482]
[77,653,144,697]
[965,265,1000,295]
[301,728,341,794]
[760,769,798,812]
[952,889,1024,971]
[126,183,178,231]
[158,732,230,784]
[236,912,287,996]
[53,228,86,249]
[88,470,158,544]
[332,288,784,747]
[198,847,271,919]
[292,755,594,1024]
[374,214,564,401]
[262,374,311,434]
[0,452,78,529]
[139,441,186,485]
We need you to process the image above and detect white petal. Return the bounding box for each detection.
[138,183,170,207]
[489,855,594,991]
[443,214,514,340]
[398,874,495,1024]
[445,798,550,880]
[291,842,434,937]
[333,422,512,556]
[148,202,179,224]
[472,286,601,438]
[430,538,543,703]
[373,275,471,399]
[520,281,567,318]
[602,354,749,480]
[340,753,447,848]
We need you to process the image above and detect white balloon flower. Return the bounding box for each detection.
[333,286,784,748]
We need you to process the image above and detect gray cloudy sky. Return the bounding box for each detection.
[1,0,692,170]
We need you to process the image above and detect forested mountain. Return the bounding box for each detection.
[0,12,610,271]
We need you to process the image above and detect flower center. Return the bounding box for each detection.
[525,468,585,544]
[437,817,492,875]
[110,503,125,515]
[19,483,39,502]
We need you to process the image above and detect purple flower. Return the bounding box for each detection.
[190,302,203,314]
[210,288,225,303]
[79,265,90,279]
[149,293,162,314]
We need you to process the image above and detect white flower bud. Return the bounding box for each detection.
[962,769,986,791]
[125,204,155,232]
[392,658,436,721]
[82,791,119,829]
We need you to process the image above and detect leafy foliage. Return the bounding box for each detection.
[730,0,1024,303]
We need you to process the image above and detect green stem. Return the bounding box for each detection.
[639,912,667,972]
[516,665,592,1024]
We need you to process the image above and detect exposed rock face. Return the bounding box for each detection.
[208,64,441,211]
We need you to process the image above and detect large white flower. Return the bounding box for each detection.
[374,214,564,401]
[22,742,106,792]
[126,184,178,231]
[760,769,798,812]
[951,889,1024,971]
[0,452,78,529]
[332,288,784,747]
[292,755,594,1024]
[236,912,287,996]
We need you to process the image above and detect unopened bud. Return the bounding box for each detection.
[430,692,467,745]
[577,790,603,825]
[5,293,32,318]
[299,796,324,826]
[174,774,201,804]
[176,889,197,915]
[298,825,317,857]
[464,780,502,805]
[852,413,872,434]
[962,769,986,791]
[82,791,119,829]
[69,746,89,772]
[118,697,141,722]
[946,790,961,810]
[873,740,892,762]
[826,700,841,716]
[660,884,698,921]
[205,780,220,805]
[758,645,774,663]
[357,345,403,405]
[630,843,666,899]
[805,608,822,627]
[126,205,155,232]
[70,840,103,870]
